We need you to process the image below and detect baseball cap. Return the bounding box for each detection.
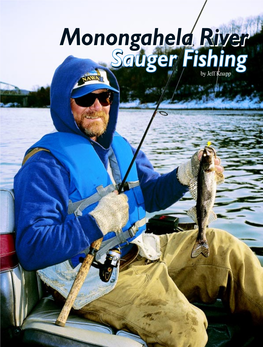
[71,68,119,98]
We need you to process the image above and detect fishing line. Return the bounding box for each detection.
[118,0,209,193]
[208,30,222,110]
[172,0,209,100]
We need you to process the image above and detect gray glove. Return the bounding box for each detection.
[177,150,201,186]
[89,192,129,235]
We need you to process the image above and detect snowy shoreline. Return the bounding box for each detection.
[120,95,263,110]
[1,96,263,110]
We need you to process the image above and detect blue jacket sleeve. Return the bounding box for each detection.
[14,151,104,271]
[133,146,189,212]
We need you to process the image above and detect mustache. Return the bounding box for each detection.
[82,111,108,119]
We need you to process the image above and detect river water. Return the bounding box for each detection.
[1,108,263,263]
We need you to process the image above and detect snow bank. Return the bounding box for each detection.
[120,95,263,110]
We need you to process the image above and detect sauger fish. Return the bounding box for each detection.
[187,146,224,258]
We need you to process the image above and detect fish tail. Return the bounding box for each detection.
[191,240,210,258]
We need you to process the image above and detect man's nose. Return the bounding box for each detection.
[90,98,103,111]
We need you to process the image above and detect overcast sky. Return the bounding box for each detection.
[0,0,262,90]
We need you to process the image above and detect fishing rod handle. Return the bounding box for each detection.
[55,237,103,327]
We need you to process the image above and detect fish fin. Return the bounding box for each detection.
[208,210,217,224]
[215,172,224,185]
[189,178,198,200]
[187,206,197,223]
[191,240,210,258]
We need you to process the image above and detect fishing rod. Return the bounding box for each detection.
[118,0,209,193]
[55,0,209,328]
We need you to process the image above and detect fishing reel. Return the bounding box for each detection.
[92,247,121,282]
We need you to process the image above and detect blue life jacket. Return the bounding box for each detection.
[27,131,146,261]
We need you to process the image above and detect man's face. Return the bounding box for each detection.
[71,89,110,140]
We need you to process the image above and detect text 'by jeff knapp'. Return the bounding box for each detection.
[200,71,232,77]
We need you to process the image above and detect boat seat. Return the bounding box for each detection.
[0,188,147,347]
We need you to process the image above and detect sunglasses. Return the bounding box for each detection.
[74,90,114,108]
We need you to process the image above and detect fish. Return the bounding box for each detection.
[187,146,224,258]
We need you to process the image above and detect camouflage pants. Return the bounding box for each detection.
[77,229,263,347]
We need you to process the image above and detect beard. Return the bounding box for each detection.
[78,110,109,138]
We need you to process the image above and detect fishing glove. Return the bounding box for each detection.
[177,150,201,186]
[89,192,129,235]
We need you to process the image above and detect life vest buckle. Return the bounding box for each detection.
[116,182,130,193]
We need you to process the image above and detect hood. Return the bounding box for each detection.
[50,55,120,149]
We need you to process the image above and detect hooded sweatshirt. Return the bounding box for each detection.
[14,56,188,272]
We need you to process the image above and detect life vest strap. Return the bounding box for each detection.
[22,147,50,165]
[68,184,116,216]
[96,217,146,260]
[68,181,140,216]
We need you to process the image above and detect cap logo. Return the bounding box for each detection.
[71,67,118,98]
[77,69,104,86]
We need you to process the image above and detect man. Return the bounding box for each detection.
[14,56,263,347]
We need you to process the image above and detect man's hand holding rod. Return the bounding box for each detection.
[55,191,129,326]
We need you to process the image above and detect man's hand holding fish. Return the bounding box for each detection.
[177,147,224,187]
[177,146,225,257]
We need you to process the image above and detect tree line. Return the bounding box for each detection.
[113,33,262,103]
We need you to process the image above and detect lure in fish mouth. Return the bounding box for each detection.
[187,146,224,258]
